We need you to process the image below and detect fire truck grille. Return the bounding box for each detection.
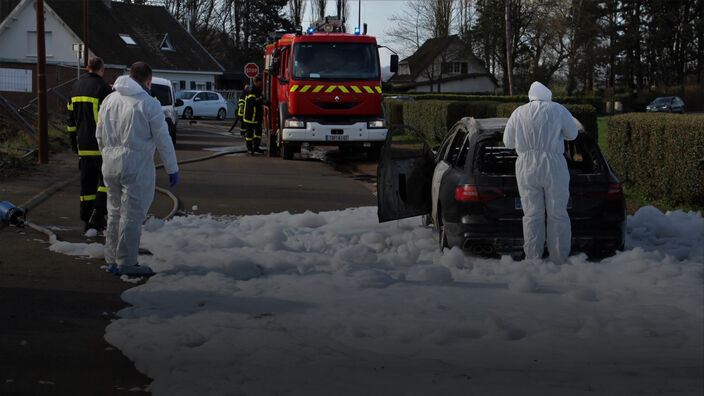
[313,102,360,110]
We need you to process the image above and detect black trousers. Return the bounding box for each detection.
[246,122,262,152]
[79,156,107,229]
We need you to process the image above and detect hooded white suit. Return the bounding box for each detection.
[503,82,578,263]
[96,75,178,268]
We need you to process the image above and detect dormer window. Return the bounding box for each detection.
[160,33,174,51]
[119,33,137,46]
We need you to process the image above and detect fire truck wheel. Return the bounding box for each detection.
[281,143,296,160]
[269,134,280,156]
[281,143,293,160]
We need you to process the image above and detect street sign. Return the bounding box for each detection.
[244,62,259,78]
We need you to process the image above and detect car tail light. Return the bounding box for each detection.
[607,184,624,200]
[455,185,504,202]
[588,183,624,200]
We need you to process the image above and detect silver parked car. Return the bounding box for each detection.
[175,90,228,120]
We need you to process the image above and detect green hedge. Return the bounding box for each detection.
[496,102,598,140]
[399,100,501,143]
[402,100,454,142]
[397,100,598,143]
[606,113,704,206]
[403,94,604,113]
[383,99,404,125]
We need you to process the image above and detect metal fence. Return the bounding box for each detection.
[215,90,243,119]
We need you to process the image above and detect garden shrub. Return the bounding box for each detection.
[607,113,704,206]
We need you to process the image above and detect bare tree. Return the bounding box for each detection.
[289,0,305,27]
[387,0,455,57]
[433,0,454,38]
[505,0,513,95]
[336,0,348,30]
[456,0,474,43]
[310,0,327,22]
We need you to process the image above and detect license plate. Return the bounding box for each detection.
[325,135,349,141]
[515,197,573,210]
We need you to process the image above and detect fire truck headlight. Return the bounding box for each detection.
[284,119,306,128]
[367,120,385,129]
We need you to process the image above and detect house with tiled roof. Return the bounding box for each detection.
[0,0,224,111]
[389,35,498,94]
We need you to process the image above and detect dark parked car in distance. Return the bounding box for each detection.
[377,118,627,258]
[646,96,686,113]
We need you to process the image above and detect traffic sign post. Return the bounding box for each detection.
[244,62,259,77]
[244,62,259,86]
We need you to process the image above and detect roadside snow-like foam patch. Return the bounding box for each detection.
[48,206,703,395]
[49,240,104,258]
[627,205,704,260]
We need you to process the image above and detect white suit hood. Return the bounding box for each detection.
[112,75,146,97]
[528,81,552,102]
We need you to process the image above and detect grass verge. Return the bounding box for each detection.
[0,112,69,176]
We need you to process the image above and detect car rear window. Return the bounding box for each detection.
[476,133,602,175]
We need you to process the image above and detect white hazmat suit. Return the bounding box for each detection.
[96,75,178,271]
[503,82,578,263]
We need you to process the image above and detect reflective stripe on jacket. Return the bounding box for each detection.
[237,97,245,117]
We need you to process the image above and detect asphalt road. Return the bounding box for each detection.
[0,120,378,395]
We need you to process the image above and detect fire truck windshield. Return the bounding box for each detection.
[292,42,380,81]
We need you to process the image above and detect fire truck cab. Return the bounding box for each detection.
[263,19,396,160]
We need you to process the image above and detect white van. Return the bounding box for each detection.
[151,77,182,142]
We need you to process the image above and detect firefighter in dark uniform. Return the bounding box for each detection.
[66,57,113,232]
[243,77,263,155]
[228,83,249,138]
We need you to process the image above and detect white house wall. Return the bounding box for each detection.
[152,71,217,91]
[0,1,85,65]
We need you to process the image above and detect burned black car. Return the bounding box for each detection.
[377,118,626,258]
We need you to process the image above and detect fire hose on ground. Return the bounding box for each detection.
[0,145,247,241]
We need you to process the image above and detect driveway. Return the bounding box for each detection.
[0,120,377,394]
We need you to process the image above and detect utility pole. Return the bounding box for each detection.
[36,0,48,164]
[83,0,88,67]
[504,0,514,96]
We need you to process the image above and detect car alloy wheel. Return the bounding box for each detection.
[217,108,226,120]
[183,107,193,119]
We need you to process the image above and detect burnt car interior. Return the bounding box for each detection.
[475,133,602,175]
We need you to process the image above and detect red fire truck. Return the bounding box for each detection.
[262,18,397,160]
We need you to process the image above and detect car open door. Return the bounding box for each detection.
[377,125,435,222]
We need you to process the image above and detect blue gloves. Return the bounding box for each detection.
[168,172,179,187]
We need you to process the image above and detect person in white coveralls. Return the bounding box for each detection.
[503,81,579,264]
[96,62,179,276]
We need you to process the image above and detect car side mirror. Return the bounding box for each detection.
[175,98,184,107]
[193,97,201,102]
[390,54,399,73]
